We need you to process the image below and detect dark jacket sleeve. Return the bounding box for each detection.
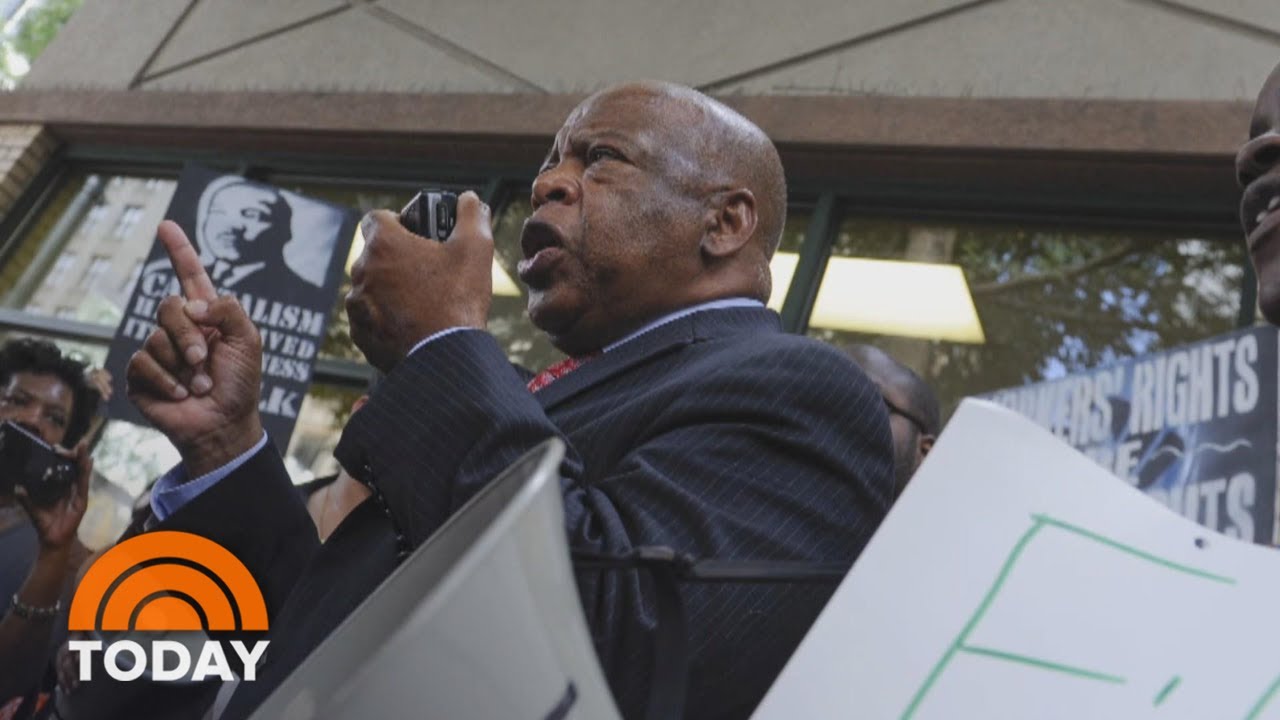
[156,444,319,626]
[335,329,894,718]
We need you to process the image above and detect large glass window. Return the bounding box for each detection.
[0,171,178,326]
[766,200,815,312]
[808,216,1247,414]
[111,205,144,239]
[45,253,77,287]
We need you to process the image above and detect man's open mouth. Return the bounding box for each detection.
[517,219,566,285]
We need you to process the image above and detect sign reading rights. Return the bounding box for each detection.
[983,326,1279,544]
[66,531,269,683]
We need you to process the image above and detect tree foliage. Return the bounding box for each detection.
[0,0,82,84]
[813,220,1247,415]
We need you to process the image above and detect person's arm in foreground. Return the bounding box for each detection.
[0,442,90,701]
[123,220,316,624]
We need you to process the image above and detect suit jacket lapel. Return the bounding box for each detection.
[535,306,782,411]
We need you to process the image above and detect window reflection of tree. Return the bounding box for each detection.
[814,220,1245,416]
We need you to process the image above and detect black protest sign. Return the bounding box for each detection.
[983,326,1279,544]
[103,165,357,452]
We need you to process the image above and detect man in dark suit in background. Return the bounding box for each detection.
[1237,61,1280,326]
[125,80,894,720]
[845,344,940,497]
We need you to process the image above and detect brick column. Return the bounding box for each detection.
[0,125,65,307]
[0,123,56,218]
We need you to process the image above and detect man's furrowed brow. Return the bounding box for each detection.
[575,127,651,160]
[539,129,571,170]
[538,146,559,172]
[1250,114,1271,140]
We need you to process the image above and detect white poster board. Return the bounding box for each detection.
[754,399,1280,720]
[247,440,621,720]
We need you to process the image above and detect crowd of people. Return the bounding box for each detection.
[0,60,1275,719]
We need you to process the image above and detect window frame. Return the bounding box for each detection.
[0,145,1255,392]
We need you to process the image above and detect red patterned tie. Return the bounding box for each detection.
[527,354,597,393]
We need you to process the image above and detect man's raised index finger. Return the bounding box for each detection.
[157,220,217,301]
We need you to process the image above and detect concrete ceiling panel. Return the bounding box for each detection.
[1168,0,1280,36]
[715,0,1280,100]
[22,0,194,89]
[376,0,978,90]
[149,0,349,72]
[138,10,523,93]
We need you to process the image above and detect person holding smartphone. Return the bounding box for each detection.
[0,338,101,719]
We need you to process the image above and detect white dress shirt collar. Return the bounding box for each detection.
[602,298,764,354]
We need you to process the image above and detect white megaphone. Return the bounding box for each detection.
[248,438,622,720]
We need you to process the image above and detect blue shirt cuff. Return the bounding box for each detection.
[150,432,269,522]
[408,327,478,357]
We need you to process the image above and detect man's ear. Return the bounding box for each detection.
[919,434,936,458]
[701,189,757,260]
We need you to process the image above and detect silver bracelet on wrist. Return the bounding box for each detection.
[9,593,60,622]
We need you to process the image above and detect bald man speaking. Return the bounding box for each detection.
[127,81,894,719]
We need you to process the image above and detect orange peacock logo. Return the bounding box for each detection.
[69,530,267,633]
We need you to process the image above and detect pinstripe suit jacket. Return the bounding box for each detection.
[332,305,894,719]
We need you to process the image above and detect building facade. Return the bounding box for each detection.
[0,0,1274,545]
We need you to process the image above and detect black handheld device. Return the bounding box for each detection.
[0,420,76,506]
[399,190,459,240]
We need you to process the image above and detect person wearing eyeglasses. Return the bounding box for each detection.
[846,345,940,497]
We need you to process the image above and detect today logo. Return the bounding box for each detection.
[66,531,269,683]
